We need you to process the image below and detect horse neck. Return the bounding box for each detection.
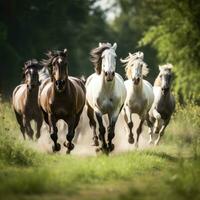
[53,75,70,96]
[26,85,39,100]
[99,72,115,92]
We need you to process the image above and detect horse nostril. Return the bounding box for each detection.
[112,72,115,76]
[61,80,65,85]
[105,72,108,76]
[55,80,59,86]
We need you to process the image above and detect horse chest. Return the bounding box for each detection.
[96,96,116,113]
[128,97,147,114]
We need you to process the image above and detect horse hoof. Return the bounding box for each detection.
[66,149,71,154]
[64,142,74,151]
[52,143,61,152]
[36,134,40,140]
[95,147,102,153]
[92,139,99,146]
[128,137,134,144]
[108,143,115,152]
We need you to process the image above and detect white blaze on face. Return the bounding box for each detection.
[58,57,62,64]
[132,60,142,79]
[101,48,116,73]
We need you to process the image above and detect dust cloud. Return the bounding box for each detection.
[36,107,151,156]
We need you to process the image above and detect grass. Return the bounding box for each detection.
[0,100,200,200]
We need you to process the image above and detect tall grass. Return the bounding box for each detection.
[0,101,43,166]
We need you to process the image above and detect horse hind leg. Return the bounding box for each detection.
[86,104,99,146]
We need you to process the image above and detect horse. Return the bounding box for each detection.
[147,64,175,145]
[12,59,43,140]
[38,49,86,153]
[85,42,126,153]
[120,52,154,148]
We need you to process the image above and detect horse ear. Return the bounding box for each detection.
[46,50,53,58]
[63,48,67,56]
[159,65,163,71]
[167,63,173,69]
[99,42,102,47]
[128,52,132,57]
[112,43,117,50]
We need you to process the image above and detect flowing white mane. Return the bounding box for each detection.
[120,52,149,79]
[159,63,173,71]
[39,67,50,82]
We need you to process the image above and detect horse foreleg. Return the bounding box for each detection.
[23,116,34,140]
[36,115,43,140]
[154,119,169,146]
[64,114,78,154]
[107,112,119,152]
[95,112,107,153]
[123,106,134,144]
[48,114,60,152]
[135,118,145,148]
[15,111,26,140]
[146,113,154,145]
[153,109,161,134]
[86,104,98,146]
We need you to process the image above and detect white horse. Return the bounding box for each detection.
[86,42,126,153]
[121,52,154,147]
[148,64,175,145]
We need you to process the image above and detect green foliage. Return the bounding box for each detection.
[0,0,111,95]
[139,0,200,102]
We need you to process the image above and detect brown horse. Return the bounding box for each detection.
[12,59,43,140]
[38,49,86,153]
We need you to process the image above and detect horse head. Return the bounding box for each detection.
[23,59,41,90]
[121,52,148,85]
[101,43,117,82]
[158,64,173,95]
[47,49,68,92]
[90,42,117,82]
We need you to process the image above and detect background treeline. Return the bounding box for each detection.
[0,0,199,102]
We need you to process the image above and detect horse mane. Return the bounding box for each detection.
[154,63,173,86]
[120,52,149,79]
[90,43,111,74]
[22,59,42,83]
[41,49,67,74]
[159,63,173,71]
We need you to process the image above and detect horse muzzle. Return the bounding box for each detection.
[161,87,169,95]
[105,71,115,82]
[55,80,66,92]
[132,77,140,85]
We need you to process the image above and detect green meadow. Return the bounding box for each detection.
[0,102,199,200]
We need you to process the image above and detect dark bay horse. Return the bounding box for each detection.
[12,59,43,140]
[148,64,175,145]
[38,49,86,153]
